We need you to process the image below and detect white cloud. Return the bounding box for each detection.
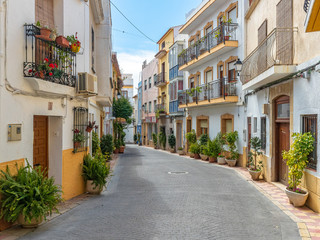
[117,50,156,95]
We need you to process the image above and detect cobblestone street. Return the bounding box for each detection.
[20,145,300,240]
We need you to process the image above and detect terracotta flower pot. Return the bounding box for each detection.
[114,149,119,154]
[209,156,216,163]
[194,153,200,159]
[74,141,81,148]
[86,180,103,194]
[40,28,51,38]
[189,152,195,158]
[119,146,125,153]
[225,159,237,167]
[200,154,208,161]
[285,188,309,207]
[217,156,226,165]
[56,36,69,48]
[86,126,93,133]
[170,148,175,153]
[248,169,262,181]
[18,214,43,228]
[224,36,230,41]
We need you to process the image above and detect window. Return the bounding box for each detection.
[228,7,237,24]
[73,107,88,152]
[205,70,213,83]
[148,77,151,88]
[154,100,157,112]
[253,117,257,133]
[173,82,177,100]
[197,117,208,137]
[261,117,266,151]
[277,102,290,119]
[228,61,236,81]
[221,114,234,134]
[144,103,147,113]
[189,39,195,46]
[205,26,212,35]
[161,41,165,49]
[190,77,195,88]
[122,90,128,99]
[149,101,151,113]
[35,0,54,28]
[154,74,157,85]
[301,115,317,170]
[144,80,147,90]
[91,28,95,72]
[178,80,183,90]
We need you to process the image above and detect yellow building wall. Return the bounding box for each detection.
[62,149,87,200]
[300,171,320,213]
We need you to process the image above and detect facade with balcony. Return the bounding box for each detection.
[177,0,246,164]
[242,0,320,213]
[0,0,113,218]
[141,58,158,146]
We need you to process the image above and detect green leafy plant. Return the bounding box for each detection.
[114,139,121,150]
[199,134,209,146]
[152,133,158,147]
[0,162,62,223]
[178,147,184,151]
[73,129,87,143]
[120,131,126,146]
[112,97,133,122]
[282,132,314,192]
[186,130,197,145]
[137,133,141,144]
[82,152,110,190]
[200,145,209,155]
[187,86,202,97]
[92,131,100,156]
[100,134,113,159]
[168,134,176,149]
[207,138,222,158]
[189,142,201,154]
[158,131,166,149]
[248,137,263,171]
[216,132,226,156]
[225,131,239,160]
[134,134,138,143]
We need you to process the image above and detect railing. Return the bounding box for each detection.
[178,78,237,105]
[155,103,166,114]
[23,24,77,87]
[155,72,167,86]
[178,23,238,67]
[240,28,294,85]
[304,0,311,13]
[169,65,183,81]
[169,100,183,113]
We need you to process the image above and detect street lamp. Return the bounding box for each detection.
[234,58,243,76]
[117,92,122,99]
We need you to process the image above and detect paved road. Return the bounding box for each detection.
[21,145,300,240]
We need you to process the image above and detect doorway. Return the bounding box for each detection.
[247,117,252,151]
[275,95,290,184]
[176,122,182,149]
[33,116,48,175]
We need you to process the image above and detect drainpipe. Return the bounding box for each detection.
[0,0,6,88]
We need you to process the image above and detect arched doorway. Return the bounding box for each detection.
[274,95,290,184]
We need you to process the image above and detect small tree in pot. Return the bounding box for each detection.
[216,132,226,164]
[158,131,166,150]
[152,133,158,149]
[100,134,113,160]
[248,137,263,180]
[282,132,314,207]
[168,134,176,153]
[225,131,239,167]
[186,130,197,157]
[207,137,222,163]
[177,147,185,155]
[189,142,201,159]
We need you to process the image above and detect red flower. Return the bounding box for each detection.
[28,69,33,73]
[44,58,49,62]
[49,72,53,76]
[54,63,58,68]
[74,129,80,134]
[49,63,55,69]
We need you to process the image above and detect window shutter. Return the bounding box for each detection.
[258,20,267,45]
[35,0,54,28]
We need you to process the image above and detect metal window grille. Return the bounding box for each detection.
[261,117,266,151]
[73,107,88,152]
[301,115,317,170]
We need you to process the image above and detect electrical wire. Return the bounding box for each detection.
[110,0,156,44]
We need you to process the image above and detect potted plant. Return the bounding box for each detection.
[189,142,201,159]
[134,134,138,144]
[186,130,197,156]
[187,87,202,102]
[86,121,96,133]
[152,133,158,149]
[114,139,120,154]
[225,131,239,167]
[100,134,113,160]
[248,137,264,180]
[207,137,221,163]
[56,35,69,48]
[177,147,185,155]
[158,131,166,150]
[200,145,209,161]
[282,132,314,207]
[82,152,110,194]
[35,21,52,40]
[216,132,226,164]
[119,131,126,153]
[138,133,141,146]
[168,134,176,153]
[67,33,81,53]
[73,129,86,149]
[0,162,62,228]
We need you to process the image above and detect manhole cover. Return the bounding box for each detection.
[168,171,188,175]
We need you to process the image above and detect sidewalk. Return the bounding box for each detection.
[0,154,120,240]
[152,146,320,240]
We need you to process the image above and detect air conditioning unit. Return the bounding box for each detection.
[77,72,98,95]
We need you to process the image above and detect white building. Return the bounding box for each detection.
[0,0,113,204]
[122,73,134,143]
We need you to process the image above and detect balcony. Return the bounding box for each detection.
[155,103,166,116]
[23,25,77,90]
[304,0,320,32]
[178,23,238,71]
[169,65,183,81]
[240,28,296,91]
[178,78,238,108]
[169,100,184,115]
[155,72,167,87]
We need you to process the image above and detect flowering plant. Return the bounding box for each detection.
[73,129,87,143]
[34,58,63,79]
[67,33,81,53]
[86,121,96,133]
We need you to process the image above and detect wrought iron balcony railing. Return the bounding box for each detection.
[23,24,77,87]
[155,103,166,114]
[240,28,294,85]
[178,23,238,67]
[155,72,167,87]
[178,78,237,106]
[169,100,183,113]
[169,65,183,81]
[304,0,311,13]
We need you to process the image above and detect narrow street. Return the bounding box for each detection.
[20,145,300,240]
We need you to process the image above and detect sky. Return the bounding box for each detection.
[111,0,203,94]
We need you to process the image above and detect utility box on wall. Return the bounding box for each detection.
[8,124,22,141]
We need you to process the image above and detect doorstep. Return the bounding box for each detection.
[0,154,120,240]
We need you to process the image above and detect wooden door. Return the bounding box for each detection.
[33,116,48,175]
[247,117,252,151]
[277,123,290,184]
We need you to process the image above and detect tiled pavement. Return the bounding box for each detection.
[159,147,320,240]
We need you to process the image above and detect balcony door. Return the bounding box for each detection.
[161,62,165,82]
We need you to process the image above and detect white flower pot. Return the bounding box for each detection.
[86,180,103,194]
[217,156,226,165]
[225,159,237,167]
[18,214,43,228]
[200,154,208,161]
[285,188,309,207]
[248,169,262,180]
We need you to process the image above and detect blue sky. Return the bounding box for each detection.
[111,0,202,92]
